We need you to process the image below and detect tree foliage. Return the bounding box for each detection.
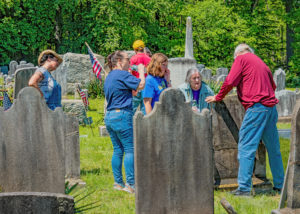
[0,0,298,87]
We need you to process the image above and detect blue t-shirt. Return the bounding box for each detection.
[104,69,141,111]
[143,74,168,108]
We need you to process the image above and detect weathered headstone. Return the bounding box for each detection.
[196,64,205,72]
[0,192,74,214]
[62,99,86,124]
[213,95,266,180]
[200,68,212,82]
[13,67,37,99]
[19,60,27,65]
[274,68,286,91]
[217,74,227,83]
[0,87,66,193]
[52,52,105,95]
[8,61,18,76]
[185,17,194,59]
[272,100,300,213]
[276,90,296,117]
[134,88,213,214]
[216,67,228,77]
[64,114,80,179]
[287,100,300,208]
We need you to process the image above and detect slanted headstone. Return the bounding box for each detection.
[274,68,286,91]
[0,87,66,193]
[13,67,37,99]
[213,95,267,180]
[0,192,74,214]
[8,61,18,76]
[216,67,228,77]
[134,88,214,214]
[185,17,194,59]
[200,68,212,82]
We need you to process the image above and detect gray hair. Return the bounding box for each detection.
[234,43,254,59]
[185,67,202,83]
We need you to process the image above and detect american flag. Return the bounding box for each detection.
[3,91,12,111]
[86,43,103,80]
[76,85,89,107]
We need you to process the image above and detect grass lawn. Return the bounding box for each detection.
[73,97,291,214]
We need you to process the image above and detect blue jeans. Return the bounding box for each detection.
[238,103,284,192]
[104,109,134,185]
[132,91,145,115]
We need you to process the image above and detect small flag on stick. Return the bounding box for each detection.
[85,42,104,80]
[3,91,12,111]
[76,85,89,107]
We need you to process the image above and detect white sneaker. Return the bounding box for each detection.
[123,183,135,194]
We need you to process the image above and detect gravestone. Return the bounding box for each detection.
[134,88,214,214]
[213,95,266,180]
[274,68,286,91]
[52,52,105,95]
[276,90,296,117]
[185,17,194,59]
[272,100,300,214]
[287,100,300,208]
[200,68,212,82]
[0,87,66,193]
[217,74,227,83]
[8,61,18,76]
[20,60,27,65]
[0,192,74,214]
[196,64,205,72]
[13,67,37,99]
[216,67,228,77]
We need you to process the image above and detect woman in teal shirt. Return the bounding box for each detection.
[178,67,214,112]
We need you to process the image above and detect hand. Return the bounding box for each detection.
[164,68,170,82]
[205,95,217,103]
[192,106,199,112]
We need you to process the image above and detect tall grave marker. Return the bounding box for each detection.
[134,88,214,214]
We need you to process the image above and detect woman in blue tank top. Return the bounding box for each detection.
[28,50,63,110]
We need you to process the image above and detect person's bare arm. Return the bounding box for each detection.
[144,98,152,114]
[136,64,145,90]
[28,72,44,96]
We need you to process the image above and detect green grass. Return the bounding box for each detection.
[277,123,291,129]
[74,97,290,214]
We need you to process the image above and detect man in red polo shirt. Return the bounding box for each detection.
[206,44,284,196]
[130,40,151,114]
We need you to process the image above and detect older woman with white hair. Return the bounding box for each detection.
[178,67,214,112]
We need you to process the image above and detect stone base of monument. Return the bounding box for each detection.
[271,208,300,214]
[99,126,109,136]
[0,192,74,213]
[218,177,273,192]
